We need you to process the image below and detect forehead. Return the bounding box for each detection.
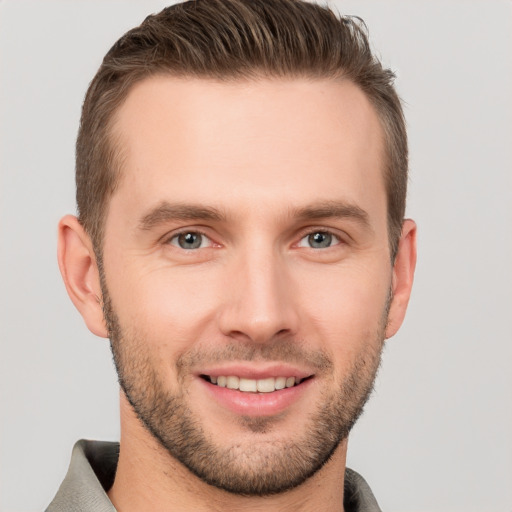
[109,75,386,222]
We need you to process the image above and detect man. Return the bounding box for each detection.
[48,0,416,510]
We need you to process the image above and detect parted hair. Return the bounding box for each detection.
[77,0,407,259]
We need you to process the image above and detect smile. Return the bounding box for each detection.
[201,375,309,393]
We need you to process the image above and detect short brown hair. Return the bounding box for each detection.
[76,0,407,259]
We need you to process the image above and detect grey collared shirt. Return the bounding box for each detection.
[46,440,382,512]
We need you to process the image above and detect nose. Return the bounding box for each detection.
[218,245,300,344]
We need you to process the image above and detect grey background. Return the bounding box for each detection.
[1,1,511,511]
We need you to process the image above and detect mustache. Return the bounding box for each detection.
[175,340,334,373]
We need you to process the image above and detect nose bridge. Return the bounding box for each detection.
[219,236,298,343]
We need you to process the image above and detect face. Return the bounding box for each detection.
[101,76,395,495]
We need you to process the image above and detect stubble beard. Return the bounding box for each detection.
[101,278,388,496]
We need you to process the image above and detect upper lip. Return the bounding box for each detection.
[196,363,314,380]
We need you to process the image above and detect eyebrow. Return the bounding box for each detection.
[138,202,225,231]
[138,199,371,231]
[291,200,371,229]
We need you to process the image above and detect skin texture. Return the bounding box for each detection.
[58,76,416,512]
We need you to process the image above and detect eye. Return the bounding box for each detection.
[168,231,211,250]
[297,231,340,249]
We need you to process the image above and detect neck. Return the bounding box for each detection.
[108,396,348,512]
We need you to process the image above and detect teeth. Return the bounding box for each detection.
[226,376,239,390]
[239,378,257,392]
[275,377,286,390]
[286,377,296,388]
[256,377,275,393]
[208,375,302,393]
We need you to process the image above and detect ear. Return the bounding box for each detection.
[57,215,108,338]
[385,219,417,339]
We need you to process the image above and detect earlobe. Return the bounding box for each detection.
[385,219,417,339]
[57,215,108,338]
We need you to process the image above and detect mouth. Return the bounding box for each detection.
[200,374,312,393]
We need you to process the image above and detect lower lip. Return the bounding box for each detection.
[199,377,313,417]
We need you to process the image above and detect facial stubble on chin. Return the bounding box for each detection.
[100,272,388,496]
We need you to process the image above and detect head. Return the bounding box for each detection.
[59,0,416,499]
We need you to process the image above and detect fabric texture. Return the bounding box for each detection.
[46,439,382,512]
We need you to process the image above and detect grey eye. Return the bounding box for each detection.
[298,231,339,249]
[171,232,205,250]
[308,232,332,248]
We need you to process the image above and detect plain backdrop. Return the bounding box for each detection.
[1,1,511,511]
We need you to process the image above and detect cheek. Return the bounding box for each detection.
[294,260,391,352]
[106,261,221,351]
